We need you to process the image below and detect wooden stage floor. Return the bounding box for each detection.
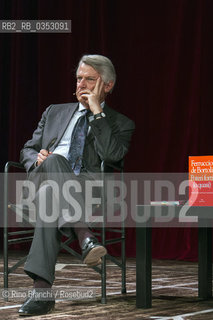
[0,251,213,319]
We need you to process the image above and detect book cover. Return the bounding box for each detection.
[189,155,213,206]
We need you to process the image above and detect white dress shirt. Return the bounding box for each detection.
[52,102,104,159]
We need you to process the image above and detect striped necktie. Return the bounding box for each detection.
[67,109,89,175]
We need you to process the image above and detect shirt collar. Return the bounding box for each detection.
[79,101,105,111]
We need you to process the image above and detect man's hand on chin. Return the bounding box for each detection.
[76,78,104,114]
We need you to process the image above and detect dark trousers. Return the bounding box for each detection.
[24,154,98,285]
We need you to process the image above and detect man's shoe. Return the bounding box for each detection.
[86,258,102,267]
[18,290,55,316]
[82,237,107,266]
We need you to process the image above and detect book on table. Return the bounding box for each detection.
[189,155,213,206]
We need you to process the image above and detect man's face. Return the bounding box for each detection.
[76,63,106,107]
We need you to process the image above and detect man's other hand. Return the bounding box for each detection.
[36,149,52,166]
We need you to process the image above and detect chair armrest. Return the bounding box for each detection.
[101,160,124,173]
[4,161,25,173]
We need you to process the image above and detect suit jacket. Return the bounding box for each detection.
[20,103,135,172]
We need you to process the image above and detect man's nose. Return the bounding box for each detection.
[78,78,86,88]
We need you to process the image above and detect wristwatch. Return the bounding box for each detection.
[88,112,106,122]
[94,112,106,119]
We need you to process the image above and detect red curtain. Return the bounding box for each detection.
[1,0,213,261]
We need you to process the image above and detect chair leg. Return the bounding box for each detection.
[121,171,126,294]
[101,255,107,304]
[3,227,8,301]
[101,170,107,304]
[121,233,126,294]
[101,217,107,303]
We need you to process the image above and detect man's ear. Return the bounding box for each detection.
[104,81,114,93]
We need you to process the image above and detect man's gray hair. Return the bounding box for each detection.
[77,54,116,89]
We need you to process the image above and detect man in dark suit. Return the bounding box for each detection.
[18,54,135,316]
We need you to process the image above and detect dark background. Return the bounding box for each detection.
[0,0,213,260]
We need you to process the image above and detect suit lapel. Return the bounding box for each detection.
[54,103,79,147]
